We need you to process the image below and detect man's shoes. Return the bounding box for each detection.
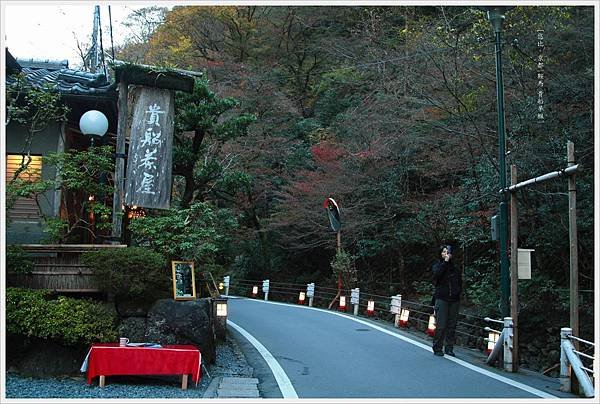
[444,349,455,357]
[433,351,444,356]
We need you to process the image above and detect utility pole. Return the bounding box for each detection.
[503,142,580,371]
[486,7,511,317]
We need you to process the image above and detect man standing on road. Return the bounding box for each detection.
[432,244,462,357]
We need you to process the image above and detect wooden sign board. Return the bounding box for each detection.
[124,86,174,209]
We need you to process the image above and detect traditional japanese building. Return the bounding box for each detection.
[5,48,118,244]
[5,48,197,245]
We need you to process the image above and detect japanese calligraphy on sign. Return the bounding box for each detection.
[535,29,545,122]
[124,87,174,209]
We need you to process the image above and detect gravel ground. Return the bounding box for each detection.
[5,336,254,399]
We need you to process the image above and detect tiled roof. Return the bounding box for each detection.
[7,54,117,98]
[16,57,69,70]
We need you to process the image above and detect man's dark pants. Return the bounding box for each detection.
[433,299,459,353]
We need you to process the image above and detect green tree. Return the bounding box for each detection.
[172,78,256,209]
[127,202,238,273]
[5,74,70,180]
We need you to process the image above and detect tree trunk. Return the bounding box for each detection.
[179,128,206,209]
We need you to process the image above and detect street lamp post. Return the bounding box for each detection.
[79,109,109,243]
[486,7,512,317]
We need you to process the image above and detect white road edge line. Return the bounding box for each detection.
[227,319,299,399]
[235,297,557,399]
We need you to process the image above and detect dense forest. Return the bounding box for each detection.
[116,5,594,353]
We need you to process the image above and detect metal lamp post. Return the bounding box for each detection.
[485,7,512,317]
[79,109,109,242]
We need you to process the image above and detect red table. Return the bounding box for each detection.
[86,343,201,389]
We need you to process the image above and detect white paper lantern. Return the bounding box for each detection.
[79,110,108,137]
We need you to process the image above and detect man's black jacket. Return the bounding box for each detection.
[432,260,462,302]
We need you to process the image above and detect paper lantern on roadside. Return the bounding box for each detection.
[252,286,258,297]
[298,291,306,305]
[426,314,436,336]
[216,302,228,317]
[339,295,347,311]
[399,308,410,327]
[486,331,500,355]
[367,300,375,316]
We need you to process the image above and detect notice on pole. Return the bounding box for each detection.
[124,87,174,209]
[518,248,534,279]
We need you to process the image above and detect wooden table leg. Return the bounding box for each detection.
[99,375,106,387]
[181,374,188,390]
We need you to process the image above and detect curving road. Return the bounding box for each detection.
[227,297,568,399]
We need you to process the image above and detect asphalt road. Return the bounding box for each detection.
[227,297,564,399]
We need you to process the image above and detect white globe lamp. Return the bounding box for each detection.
[79,110,108,145]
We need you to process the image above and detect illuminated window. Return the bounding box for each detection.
[5,154,42,222]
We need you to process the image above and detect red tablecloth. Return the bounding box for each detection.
[86,343,201,385]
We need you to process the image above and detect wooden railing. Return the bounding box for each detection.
[6,244,127,293]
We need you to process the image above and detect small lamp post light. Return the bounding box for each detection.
[216,301,228,317]
[79,110,108,146]
[367,300,375,316]
[426,314,436,336]
[212,297,228,340]
[252,286,258,297]
[399,308,410,327]
[298,291,306,305]
[218,282,224,291]
[339,295,347,311]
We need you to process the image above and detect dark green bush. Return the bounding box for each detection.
[81,247,169,302]
[6,287,117,345]
[6,245,34,274]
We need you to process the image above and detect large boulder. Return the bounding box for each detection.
[118,317,147,343]
[145,298,216,364]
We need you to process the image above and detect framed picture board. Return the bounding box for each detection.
[171,261,196,300]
